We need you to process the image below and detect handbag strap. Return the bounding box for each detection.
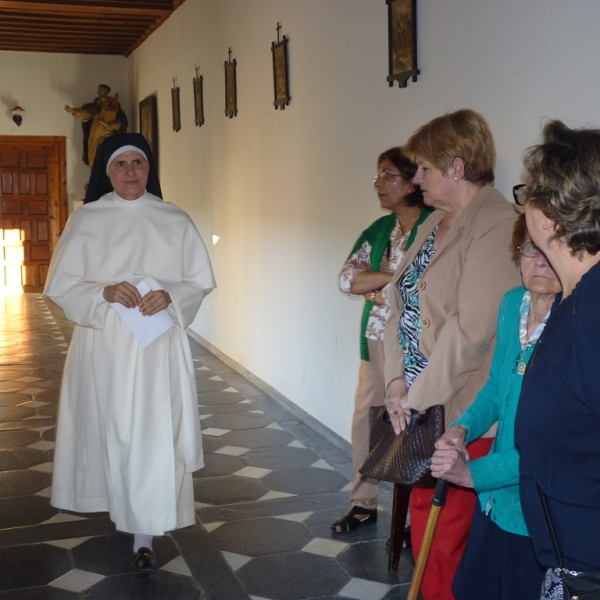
[537,483,565,570]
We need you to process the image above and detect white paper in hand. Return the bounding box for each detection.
[111,281,174,347]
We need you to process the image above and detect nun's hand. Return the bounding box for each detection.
[103,282,141,308]
[139,290,171,316]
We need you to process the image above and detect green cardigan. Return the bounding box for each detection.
[453,286,532,536]
[347,207,432,361]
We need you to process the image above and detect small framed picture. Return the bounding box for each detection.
[171,81,181,132]
[271,28,290,109]
[224,48,238,118]
[193,71,205,127]
[139,94,158,166]
[387,0,419,88]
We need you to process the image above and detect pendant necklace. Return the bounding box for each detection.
[517,352,527,375]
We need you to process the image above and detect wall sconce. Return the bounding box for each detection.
[11,105,25,127]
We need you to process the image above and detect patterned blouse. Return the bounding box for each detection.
[340,219,409,342]
[397,226,438,387]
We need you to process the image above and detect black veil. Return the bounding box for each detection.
[83,133,162,204]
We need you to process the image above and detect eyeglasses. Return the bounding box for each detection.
[373,171,403,184]
[518,241,542,258]
[513,184,527,206]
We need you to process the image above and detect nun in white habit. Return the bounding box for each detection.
[44,133,216,569]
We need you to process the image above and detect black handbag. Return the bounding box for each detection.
[359,405,444,487]
[538,484,600,600]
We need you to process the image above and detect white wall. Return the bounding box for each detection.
[0,51,128,211]
[128,0,600,442]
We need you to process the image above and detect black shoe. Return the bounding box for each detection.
[331,506,378,533]
[134,547,158,570]
[386,526,412,549]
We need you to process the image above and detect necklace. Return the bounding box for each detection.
[517,291,550,375]
[399,214,418,235]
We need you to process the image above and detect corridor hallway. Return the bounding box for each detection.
[0,293,414,600]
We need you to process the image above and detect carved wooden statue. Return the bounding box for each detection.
[66,84,128,167]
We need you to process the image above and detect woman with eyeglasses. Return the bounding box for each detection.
[383,109,522,599]
[332,147,431,533]
[515,120,600,599]
[429,213,558,600]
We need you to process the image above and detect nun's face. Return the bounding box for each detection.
[107,150,149,200]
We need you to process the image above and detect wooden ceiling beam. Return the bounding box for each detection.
[0,42,127,52]
[0,1,171,17]
[0,0,186,56]
[0,21,148,33]
[0,32,140,44]
[0,14,153,27]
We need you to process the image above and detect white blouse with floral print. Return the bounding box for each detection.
[339,219,409,342]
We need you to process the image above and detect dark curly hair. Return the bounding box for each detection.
[377,147,424,207]
[524,119,600,255]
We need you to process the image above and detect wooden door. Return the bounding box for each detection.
[0,137,67,292]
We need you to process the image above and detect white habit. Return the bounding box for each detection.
[44,191,216,535]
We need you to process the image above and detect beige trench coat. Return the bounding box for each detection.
[383,186,521,428]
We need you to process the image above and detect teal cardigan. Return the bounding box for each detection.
[453,286,532,536]
[347,207,432,361]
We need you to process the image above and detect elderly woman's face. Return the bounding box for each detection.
[107,150,149,201]
[520,236,561,296]
[412,158,454,208]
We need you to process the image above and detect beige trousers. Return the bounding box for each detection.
[350,338,386,510]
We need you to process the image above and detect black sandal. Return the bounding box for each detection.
[331,506,377,532]
[386,526,412,549]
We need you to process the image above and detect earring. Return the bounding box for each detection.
[454,176,459,182]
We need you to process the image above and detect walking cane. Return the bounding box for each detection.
[407,478,450,600]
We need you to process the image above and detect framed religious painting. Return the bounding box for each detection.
[193,68,205,127]
[387,0,420,88]
[271,22,290,109]
[171,80,181,132]
[224,48,238,118]
[139,94,158,167]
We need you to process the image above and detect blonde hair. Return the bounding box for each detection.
[404,109,496,185]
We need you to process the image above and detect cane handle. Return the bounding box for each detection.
[432,478,450,507]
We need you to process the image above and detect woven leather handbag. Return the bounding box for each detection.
[359,405,444,487]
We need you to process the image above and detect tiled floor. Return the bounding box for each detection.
[0,293,415,600]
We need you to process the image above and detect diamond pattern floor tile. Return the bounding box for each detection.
[221,551,252,572]
[43,513,86,524]
[274,511,313,523]
[215,445,250,456]
[27,440,55,451]
[30,462,54,473]
[233,466,272,479]
[45,537,92,550]
[311,459,334,470]
[301,537,348,558]
[339,577,391,600]
[161,556,193,577]
[49,569,105,593]
[201,427,231,437]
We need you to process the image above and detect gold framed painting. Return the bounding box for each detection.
[387,0,419,88]
[224,48,238,118]
[193,72,205,127]
[171,82,181,132]
[271,31,290,109]
[139,94,158,167]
